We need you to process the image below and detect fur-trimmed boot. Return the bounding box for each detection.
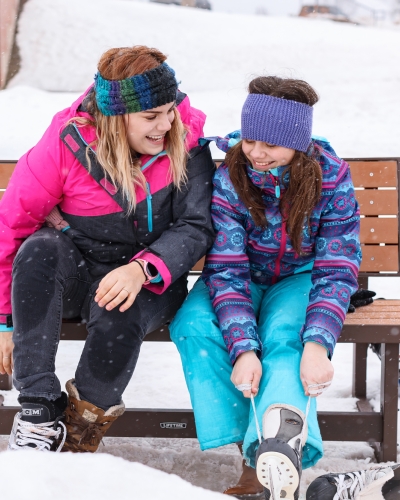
[223,444,264,499]
[306,464,400,500]
[62,379,125,453]
[255,404,306,500]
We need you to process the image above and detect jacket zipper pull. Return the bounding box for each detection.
[275,178,281,199]
[146,181,153,232]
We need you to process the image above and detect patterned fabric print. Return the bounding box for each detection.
[94,63,178,116]
[202,135,361,363]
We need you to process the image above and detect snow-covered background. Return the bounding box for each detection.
[0,0,400,498]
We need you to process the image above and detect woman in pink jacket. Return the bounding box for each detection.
[0,45,215,452]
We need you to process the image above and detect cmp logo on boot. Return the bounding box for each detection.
[20,402,51,424]
[22,409,43,416]
[160,422,187,429]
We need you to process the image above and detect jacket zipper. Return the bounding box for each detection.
[273,176,280,198]
[272,221,287,284]
[145,181,153,232]
[268,171,285,284]
[141,151,167,233]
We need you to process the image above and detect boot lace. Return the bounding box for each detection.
[65,409,106,450]
[79,423,104,446]
[333,466,391,499]
[9,414,66,452]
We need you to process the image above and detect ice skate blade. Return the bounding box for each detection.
[228,493,265,500]
[256,452,298,500]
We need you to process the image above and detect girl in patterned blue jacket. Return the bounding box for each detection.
[170,76,361,500]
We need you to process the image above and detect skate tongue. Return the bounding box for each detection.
[20,403,51,424]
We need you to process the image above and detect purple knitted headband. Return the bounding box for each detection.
[241,94,313,152]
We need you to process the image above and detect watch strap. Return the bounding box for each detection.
[0,314,13,328]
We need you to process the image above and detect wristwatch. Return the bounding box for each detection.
[141,260,160,282]
[135,259,162,284]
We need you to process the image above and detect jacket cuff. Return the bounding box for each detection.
[0,324,13,332]
[130,251,171,294]
[302,326,335,359]
[229,339,261,365]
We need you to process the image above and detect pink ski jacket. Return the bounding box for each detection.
[0,89,215,316]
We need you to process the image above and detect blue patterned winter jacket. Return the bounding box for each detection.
[202,132,361,363]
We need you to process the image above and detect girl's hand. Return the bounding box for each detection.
[231,350,262,399]
[0,331,14,375]
[300,342,334,397]
[95,261,146,312]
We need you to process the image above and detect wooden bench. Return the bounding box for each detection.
[1,157,400,462]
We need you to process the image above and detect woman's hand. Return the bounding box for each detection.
[45,206,69,231]
[0,331,14,375]
[300,342,334,397]
[95,261,147,312]
[231,350,262,398]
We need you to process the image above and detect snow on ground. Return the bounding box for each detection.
[0,449,229,499]
[1,1,400,498]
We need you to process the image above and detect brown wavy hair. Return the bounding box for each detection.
[69,46,187,213]
[226,76,322,254]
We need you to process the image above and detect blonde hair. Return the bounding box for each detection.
[68,46,187,213]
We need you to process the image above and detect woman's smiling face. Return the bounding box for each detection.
[242,139,296,172]
[123,101,176,155]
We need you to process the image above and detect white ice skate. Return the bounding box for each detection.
[255,404,306,500]
[8,412,66,451]
[306,464,400,500]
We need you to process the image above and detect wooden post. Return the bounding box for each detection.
[378,343,399,462]
[353,343,368,398]
[0,0,20,88]
[0,374,12,391]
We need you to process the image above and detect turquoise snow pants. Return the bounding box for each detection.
[170,273,323,469]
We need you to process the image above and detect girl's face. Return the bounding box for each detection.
[123,101,176,155]
[242,139,296,172]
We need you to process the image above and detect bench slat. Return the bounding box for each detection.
[0,406,385,442]
[344,318,400,325]
[360,217,398,244]
[348,301,400,310]
[191,256,205,272]
[345,312,400,319]
[359,245,399,272]
[0,163,16,188]
[349,160,398,188]
[356,190,398,216]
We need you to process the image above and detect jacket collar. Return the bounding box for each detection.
[246,164,287,188]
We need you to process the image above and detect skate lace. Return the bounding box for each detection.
[10,415,66,452]
[333,466,391,499]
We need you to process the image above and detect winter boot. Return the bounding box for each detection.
[255,404,306,500]
[62,379,125,453]
[8,393,68,452]
[306,464,400,500]
[223,444,264,499]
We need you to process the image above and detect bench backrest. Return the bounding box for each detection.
[1,158,400,277]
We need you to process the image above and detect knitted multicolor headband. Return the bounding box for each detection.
[94,62,178,116]
[241,94,313,152]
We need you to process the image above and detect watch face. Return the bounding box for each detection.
[147,262,158,278]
